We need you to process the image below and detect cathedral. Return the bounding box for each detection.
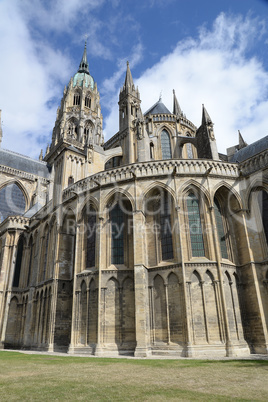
[0,43,268,357]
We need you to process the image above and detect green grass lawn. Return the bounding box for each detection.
[0,351,268,401]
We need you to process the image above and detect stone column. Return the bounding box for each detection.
[133,210,151,357]
[95,215,105,356]
[209,205,234,356]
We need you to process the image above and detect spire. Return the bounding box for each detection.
[202,104,213,125]
[238,130,247,149]
[78,41,89,74]
[124,61,134,89]
[39,149,43,161]
[173,89,182,116]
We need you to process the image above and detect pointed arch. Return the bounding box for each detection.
[191,269,202,283]
[66,117,79,139]
[213,182,243,211]
[102,188,135,213]
[205,269,214,282]
[79,195,99,221]
[179,179,211,208]
[0,181,28,223]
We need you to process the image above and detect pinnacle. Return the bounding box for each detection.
[78,41,89,74]
[238,130,247,149]
[173,90,182,116]
[202,104,212,125]
[124,61,134,89]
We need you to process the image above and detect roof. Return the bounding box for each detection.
[0,148,51,178]
[231,135,268,163]
[144,100,171,116]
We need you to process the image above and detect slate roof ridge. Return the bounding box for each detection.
[144,99,171,116]
[231,135,268,163]
[0,148,48,165]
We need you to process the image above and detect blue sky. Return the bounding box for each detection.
[0,0,268,158]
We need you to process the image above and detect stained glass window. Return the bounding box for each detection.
[86,211,96,268]
[0,183,26,223]
[186,143,193,159]
[13,236,24,287]
[214,199,228,259]
[161,130,172,159]
[160,194,174,260]
[187,193,205,257]
[110,203,124,264]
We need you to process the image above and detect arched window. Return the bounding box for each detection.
[68,176,74,186]
[259,190,268,243]
[150,142,154,159]
[13,236,25,287]
[186,193,205,257]
[145,189,174,265]
[67,118,78,139]
[110,203,124,264]
[161,130,172,159]
[86,208,96,268]
[186,143,193,159]
[73,94,80,106]
[85,96,91,108]
[214,198,228,259]
[0,183,26,223]
[160,193,174,260]
[104,156,122,170]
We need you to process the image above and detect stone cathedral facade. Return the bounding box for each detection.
[0,44,268,357]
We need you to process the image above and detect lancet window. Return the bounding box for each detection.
[73,94,80,106]
[85,96,91,108]
[161,130,172,159]
[110,203,124,264]
[13,236,25,287]
[86,208,97,268]
[214,198,228,259]
[186,192,205,257]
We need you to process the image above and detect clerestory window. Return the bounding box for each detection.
[161,130,172,159]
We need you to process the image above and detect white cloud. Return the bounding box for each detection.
[104,13,268,153]
[0,1,74,158]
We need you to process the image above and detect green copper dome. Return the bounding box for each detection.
[73,72,94,89]
[73,41,94,89]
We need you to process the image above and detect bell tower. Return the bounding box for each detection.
[44,42,104,205]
